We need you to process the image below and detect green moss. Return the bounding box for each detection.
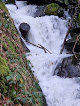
[0,38,7,51]
[2,41,8,51]
[75,13,80,26]
[78,13,80,21]
[45,3,60,16]
[6,38,15,53]
[0,0,8,13]
[0,55,10,95]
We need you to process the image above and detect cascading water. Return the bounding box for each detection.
[6,1,80,106]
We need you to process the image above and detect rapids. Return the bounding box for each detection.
[6,1,80,106]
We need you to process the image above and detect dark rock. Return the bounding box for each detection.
[70,27,80,37]
[20,38,30,52]
[58,7,64,17]
[2,0,15,4]
[69,12,80,36]
[64,35,80,52]
[54,56,80,78]
[16,0,77,7]
[34,6,45,17]
[43,95,48,106]
[17,0,46,5]
[19,23,30,39]
[17,0,68,6]
[68,6,76,16]
[68,0,77,5]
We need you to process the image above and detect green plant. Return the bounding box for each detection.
[6,69,43,105]
[2,41,8,51]
[0,55,10,95]
[6,38,15,53]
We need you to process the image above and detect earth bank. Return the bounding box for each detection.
[0,1,46,105]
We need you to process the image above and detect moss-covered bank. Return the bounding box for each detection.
[0,1,44,105]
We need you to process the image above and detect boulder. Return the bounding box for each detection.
[54,55,80,78]
[64,35,80,52]
[19,23,30,39]
[44,3,63,17]
[34,6,45,17]
[70,27,80,37]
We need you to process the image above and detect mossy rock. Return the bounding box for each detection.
[70,13,80,32]
[76,13,80,25]
[0,55,10,95]
[44,3,61,16]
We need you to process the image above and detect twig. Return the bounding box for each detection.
[72,34,80,58]
[22,37,51,54]
[60,7,78,54]
[38,44,51,54]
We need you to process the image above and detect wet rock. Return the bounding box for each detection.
[57,7,64,17]
[34,6,45,17]
[17,0,77,6]
[2,0,15,4]
[22,0,68,6]
[19,23,30,39]
[20,38,30,52]
[44,3,63,17]
[54,56,80,78]
[70,27,80,37]
[68,6,75,16]
[17,0,46,5]
[69,12,80,36]
[64,35,80,52]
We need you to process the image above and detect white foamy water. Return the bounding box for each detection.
[6,1,80,106]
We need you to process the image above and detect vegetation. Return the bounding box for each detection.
[0,1,44,105]
[45,3,60,15]
[0,55,10,95]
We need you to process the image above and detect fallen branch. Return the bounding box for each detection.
[38,44,51,54]
[21,37,51,54]
[72,34,80,58]
[60,7,78,54]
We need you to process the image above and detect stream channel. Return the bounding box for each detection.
[6,1,80,106]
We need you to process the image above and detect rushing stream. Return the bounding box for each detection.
[6,1,80,106]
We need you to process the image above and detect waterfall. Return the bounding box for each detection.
[6,1,80,106]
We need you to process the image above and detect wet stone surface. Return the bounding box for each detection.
[65,35,80,52]
[19,23,30,39]
[54,56,80,78]
[34,6,45,17]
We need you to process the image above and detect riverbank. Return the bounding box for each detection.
[0,1,44,105]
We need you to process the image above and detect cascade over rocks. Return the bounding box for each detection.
[54,55,80,78]
[34,6,45,17]
[19,23,30,39]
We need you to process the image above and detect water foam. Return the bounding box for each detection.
[6,2,80,106]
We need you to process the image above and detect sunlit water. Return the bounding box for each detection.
[6,1,80,106]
